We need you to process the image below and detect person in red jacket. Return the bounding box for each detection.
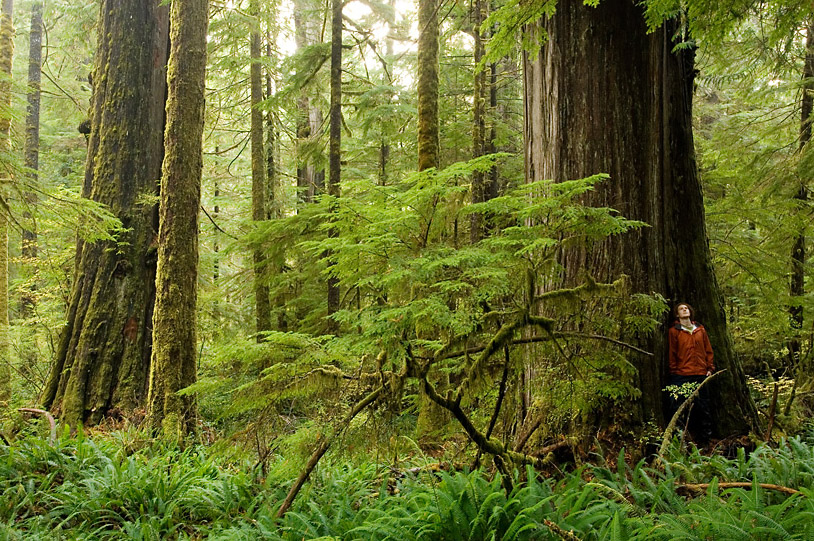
[666,302,714,443]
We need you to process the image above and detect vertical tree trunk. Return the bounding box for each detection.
[326,0,342,319]
[469,0,488,243]
[146,0,208,437]
[250,0,271,338]
[0,0,11,407]
[417,0,440,171]
[524,0,757,436]
[42,1,169,427]
[789,20,813,370]
[294,0,324,206]
[21,1,41,318]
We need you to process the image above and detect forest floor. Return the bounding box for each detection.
[0,423,812,540]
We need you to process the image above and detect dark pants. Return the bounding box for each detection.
[666,374,713,444]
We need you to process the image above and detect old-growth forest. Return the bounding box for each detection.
[0,0,813,538]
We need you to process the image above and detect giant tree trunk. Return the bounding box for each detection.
[146,0,208,437]
[524,0,758,436]
[0,0,12,407]
[250,0,271,338]
[42,1,169,427]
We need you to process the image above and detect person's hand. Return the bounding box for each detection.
[706,371,712,377]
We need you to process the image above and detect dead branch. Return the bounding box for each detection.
[677,482,801,497]
[658,371,726,458]
[276,384,384,518]
[18,408,56,444]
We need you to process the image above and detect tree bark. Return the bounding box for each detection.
[21,1,41,318]
[417,0,439,171]
[524,0,758,436]
[326,0,342,319]
[470,0,486,243]
[146,0,208,437]
[250,0,271,338]
[0,0,12,407]
[789,20,813,371]
[42,1,169,427]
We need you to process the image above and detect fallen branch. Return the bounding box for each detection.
[677,482,801,497]
[18,408,56,444]
[542,519,583,541]
[275,384,384,518]
[658,371,726,458]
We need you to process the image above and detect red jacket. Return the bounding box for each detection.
[668,321,715,376]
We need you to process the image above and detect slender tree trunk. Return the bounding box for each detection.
[524,0,757,436]
[294,0,324,207]
[417,0,439,171]
[790,20,813,372]
[146,0,208,437]
[0,0,11,407]
[21,2,41,318]
[469,0,486,243]
[42,1,169,426]
[415,0,448,441]
[250,0,271,338]
[326,0,342,319]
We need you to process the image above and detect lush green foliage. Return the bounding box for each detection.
[2,431,814,539]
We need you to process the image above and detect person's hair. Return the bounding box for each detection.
[673,302,695,320]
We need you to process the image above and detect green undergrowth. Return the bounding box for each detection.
[1,431,814,539]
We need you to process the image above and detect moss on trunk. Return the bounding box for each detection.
[146,0,208,436]
[42,1,169,427]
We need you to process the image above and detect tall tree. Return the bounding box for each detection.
[0,0,12,407]
[146,0,208,436]
[42,1,170,426]
[21,1,42,318]
[417,0,439,171]
[524,0,757,436]
[326,0,342,317]
[250,0,271,337]
[789,19,813,369]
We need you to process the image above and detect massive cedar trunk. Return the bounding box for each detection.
[326,0,341,318]
[250,0,271,337]
[146,0,208,436]
[0,0,12,406]
[42,1,169,426]
[524,0,757,436]
[21,1,41,318]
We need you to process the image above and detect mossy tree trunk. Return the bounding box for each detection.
[146,0,208,437]
[524,0,758,436]
[469,0,486,243]
[0,0,12,407]
[417,0,439,171]
[250,0,271,338]
[42,1,169,427]
[415,0,447,441]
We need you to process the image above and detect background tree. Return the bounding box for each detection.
[0,0,12,407]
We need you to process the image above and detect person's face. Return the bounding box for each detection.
[677,305,691,319]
